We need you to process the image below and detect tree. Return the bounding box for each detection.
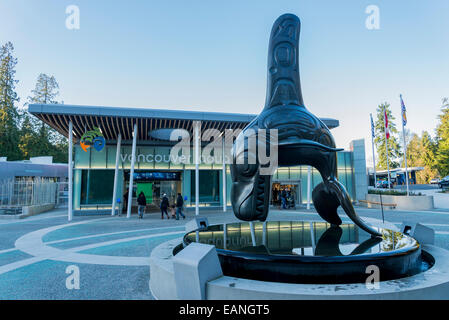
[0,42,22,160]
[18,113,39,159]
[416,131,438,183]
[374,102,402,169]
[22,74,68,163]
[436,98,449,177]
[405,131,438,184]
[406,133,421,167]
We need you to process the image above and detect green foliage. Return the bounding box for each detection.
[405,131,438,184]
[368,189,407,196]
[436,98,449,177]
[21,73,68,163]
[368,189,423,196]
[0,41,68,163]
[374,102,402,169]
[0,42,22,160]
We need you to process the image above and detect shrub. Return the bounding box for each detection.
[368,189,407,196]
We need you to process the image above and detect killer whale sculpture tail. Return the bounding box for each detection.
[230,13,382,237]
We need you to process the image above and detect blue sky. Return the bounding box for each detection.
[1,0,448,165]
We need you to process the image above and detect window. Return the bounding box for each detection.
[80,170,115,205]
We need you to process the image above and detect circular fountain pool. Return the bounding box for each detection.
[181,221,433,284]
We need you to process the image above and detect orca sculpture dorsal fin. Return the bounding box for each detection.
[264,13,304,110]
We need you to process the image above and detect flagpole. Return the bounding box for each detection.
[383,107,391,189]
[400,94,410,196]
[370,114,377,188]
[402,124,409,196]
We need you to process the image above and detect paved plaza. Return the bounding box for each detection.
[1,196,449,299]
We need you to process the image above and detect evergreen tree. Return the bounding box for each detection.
[374,102,402,169]
[0,42,22,160]
[417,131,438,183]
[436,98,449,177]
[22,73,68,163]
[405,131,438,184]
[406,133,421,167]
[18,113,39,159]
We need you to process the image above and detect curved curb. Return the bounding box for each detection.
[150,239,449,300]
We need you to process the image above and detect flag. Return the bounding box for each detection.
[384,109,390,139]
[370,113,375,138]
[400,94,407,126]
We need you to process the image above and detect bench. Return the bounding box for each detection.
[359,199,397,209]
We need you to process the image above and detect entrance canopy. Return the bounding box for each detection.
[28,104,339,142]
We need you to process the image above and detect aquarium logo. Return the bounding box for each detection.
[80,127,105,152]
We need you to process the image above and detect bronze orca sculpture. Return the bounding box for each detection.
[230,13,381,237]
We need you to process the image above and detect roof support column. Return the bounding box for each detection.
[222,135,227,212]
[193,121,201,216]
[127,124,138,219]
[307,166,312,210]
[111,134,122,216]
[68,120,73,221]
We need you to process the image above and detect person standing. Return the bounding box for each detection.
[175,193,186,220]
[123,190,129,215]
[137,191,146,219]
[281,189,287,209]
[160,193,170,219]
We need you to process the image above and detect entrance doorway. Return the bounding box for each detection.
[124,171,182,213]
[271,181,301,209]
[151,181,179,207]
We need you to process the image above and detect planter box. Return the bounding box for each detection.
[21,203,55,217]
[365,194,434,211]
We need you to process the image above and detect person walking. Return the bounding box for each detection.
[175,193,186,220]
[137,191,146,219]
[160,193,170,219]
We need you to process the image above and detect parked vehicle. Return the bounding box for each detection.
[430,178,441,184]
[381,180,393,189]
[439,176,449,189]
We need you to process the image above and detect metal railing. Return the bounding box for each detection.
[0,179,58,208]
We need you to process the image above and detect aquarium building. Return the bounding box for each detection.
[29,104,366,220]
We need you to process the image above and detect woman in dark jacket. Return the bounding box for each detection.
[160,193,170,219]
[137,192,146,219]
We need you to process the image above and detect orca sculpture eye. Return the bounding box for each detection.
[235,162,258,178]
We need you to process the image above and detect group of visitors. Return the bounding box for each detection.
[159,193,186,220]
[279,189,296,209]
[135,191,186,220]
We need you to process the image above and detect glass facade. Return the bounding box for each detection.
[270,151,355,204]
[72,144,357,211]
[190,170,220,205]
[80,170,115,205]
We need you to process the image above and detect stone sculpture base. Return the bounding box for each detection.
[150,238,449,300]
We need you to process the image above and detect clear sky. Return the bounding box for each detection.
[1,0,448,165]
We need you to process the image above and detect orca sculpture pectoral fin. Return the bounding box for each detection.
[312,182,342,226]
[327,179,382,238]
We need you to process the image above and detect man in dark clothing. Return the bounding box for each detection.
[123,190,129,215]
[175,193,185,220]
[137,191,146,219]
[160,193,170,219]
[281,189,287,209]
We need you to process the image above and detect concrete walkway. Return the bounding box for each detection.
[1,205,449,299]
